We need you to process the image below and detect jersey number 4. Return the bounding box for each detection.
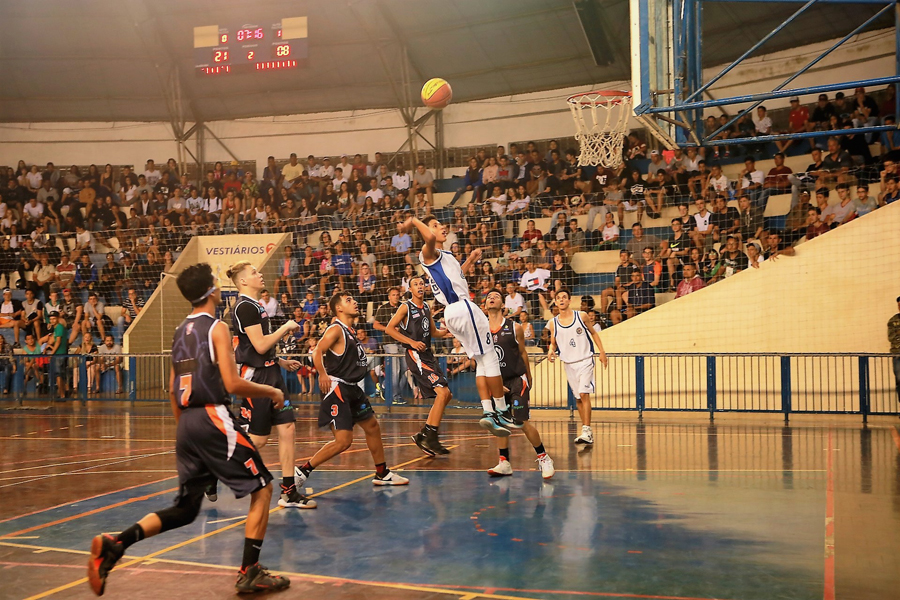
[178,374,192,407]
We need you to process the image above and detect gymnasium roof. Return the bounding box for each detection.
[0,0,889,123]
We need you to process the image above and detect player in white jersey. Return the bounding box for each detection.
[546,288,608,445]
[403,215,520,435]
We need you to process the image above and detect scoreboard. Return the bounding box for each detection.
[193,17,308,75]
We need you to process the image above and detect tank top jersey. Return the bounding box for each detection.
[323,320,369,384]
[491,318,527,380]
[419,249,470,306]
[231,294,276,368]
[398,300,433,353]
[553,311,595,364]
[170,313,228,408]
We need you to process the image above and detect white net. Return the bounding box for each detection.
[568,91,632,169]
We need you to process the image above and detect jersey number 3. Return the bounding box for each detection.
[178,374,193,407]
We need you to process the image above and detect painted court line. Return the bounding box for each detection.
[0,450,175,490]
[19,449,453,600]
[823,430,835,600]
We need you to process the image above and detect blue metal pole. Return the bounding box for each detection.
[896,1,899,120]
[858,355,870,423]
[701,3,894,143]
[780,356,792,422]
[128,356,136,401]
[78,355,88,400]
[686,124,897,147]
[644,75,900,114]
[692,0,704,135]
[686,0,821,102]
[635,355,645,414]
[706,355,716,418]
[673,0,687,145]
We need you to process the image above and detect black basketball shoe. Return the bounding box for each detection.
[235,563,291,594]
[87,533,125,596]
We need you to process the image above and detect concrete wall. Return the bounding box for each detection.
[0,29,892,171]
[124,232,291,354]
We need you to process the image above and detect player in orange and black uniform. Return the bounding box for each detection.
[227,260,315,510]
[87,263,290,596]
[385,275,455,456]
[293,292,410,492]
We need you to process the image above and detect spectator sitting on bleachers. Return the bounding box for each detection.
[600,250,636,323]
[879,175,899,206]
[782,97,810,153]
[822,183,857,228]
[737,194,765,243]
[120,287,143,330]
[853,183,878,217]
[762,232,795,260]
[738,157,765,207]
[98,334,124,393]
[675,263,705,298]
[820,137,852,184]
[764,152,793,195]
[597,212,620,250]
[624,270,655,319]
[709,195,741,243]
[20,288,43,341]
[626,223,664,259]
[805,206,829,240]
[640,247,663,289]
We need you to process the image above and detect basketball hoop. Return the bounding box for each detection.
[567,90,632,169]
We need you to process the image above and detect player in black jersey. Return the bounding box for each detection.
[226,261,314,510]
[484,290,555,479]
[293,292,410,489]
[385,276,455,456]
[87,263,290,596]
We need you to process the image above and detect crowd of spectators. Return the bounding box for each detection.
[0,85,895,396]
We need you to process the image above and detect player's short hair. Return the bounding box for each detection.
[556,288,571,299]
[225,260,252,284]
[329,291,352,315]
[387,286,401,296]
[421,214,438,227]
[177,263,216,306]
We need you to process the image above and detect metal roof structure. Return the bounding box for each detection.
[0,0,890,123]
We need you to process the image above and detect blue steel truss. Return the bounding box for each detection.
[631,0,900,148]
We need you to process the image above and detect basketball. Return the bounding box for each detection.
[421,77,452,109]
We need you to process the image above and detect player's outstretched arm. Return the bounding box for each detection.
[385,303,423,350]
[403,217,437,262]
[212,321,284,405]
[514,322,533,388]
[312,324,341,394]
[430,311,453,339]
[583,311,608,368]
[460,248,483,274]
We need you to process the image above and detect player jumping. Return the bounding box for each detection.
[385,275,455,456]
[227,261,315,509]
[403,215,520,436]
[293,292,409,489]
[546,288,608,445]
[87,263,290,596]
[484,290,555,478]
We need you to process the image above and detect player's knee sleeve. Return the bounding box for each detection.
[474,351,501,378]
[156,494,202,532]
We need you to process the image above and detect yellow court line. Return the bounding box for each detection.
[2,539,541,600]
[22,447,456,600]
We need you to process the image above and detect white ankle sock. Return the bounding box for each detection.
[481,399,494,413]
[492,396,508,412]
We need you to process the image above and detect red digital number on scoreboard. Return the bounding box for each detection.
[236,28,264,42]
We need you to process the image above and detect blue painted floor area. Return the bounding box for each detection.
[4,468,826,600]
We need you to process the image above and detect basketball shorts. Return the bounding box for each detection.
[444,299,494,358]
[318,380,375,431]
[174,405,272,503]
[239,364,294,437]
[405,349,447,399]
[564,358,595,396]
[504,374,531,423]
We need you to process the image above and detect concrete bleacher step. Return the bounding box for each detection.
[433,191,455,209]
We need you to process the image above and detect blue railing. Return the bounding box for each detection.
[2,352,896,422]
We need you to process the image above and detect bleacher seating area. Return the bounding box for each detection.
[0,87,896,360]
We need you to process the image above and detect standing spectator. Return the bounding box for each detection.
[412,163,434,206]
[372,287,406,405]
[889,296,900,405]
[273,246,298,299]
[675,264,706,298]
[0,335,15,394]
[41,311,68,398]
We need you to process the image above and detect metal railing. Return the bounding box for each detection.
[2,352,896,421]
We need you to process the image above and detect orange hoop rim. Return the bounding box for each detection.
[567,90,632,106]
